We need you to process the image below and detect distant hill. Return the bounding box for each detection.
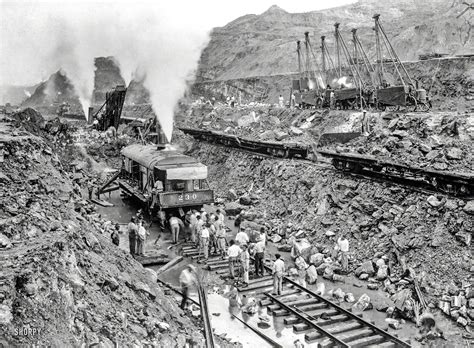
[0,84,40,106]
[21,70,83,115]
[196,0,473,81]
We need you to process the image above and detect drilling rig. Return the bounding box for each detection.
[372,14,431,111]
[90,85,127,131]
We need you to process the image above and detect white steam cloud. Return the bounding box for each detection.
[0,1,210,141]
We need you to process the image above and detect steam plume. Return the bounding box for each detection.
[0,2,210,141]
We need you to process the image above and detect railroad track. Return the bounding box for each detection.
[180,244,411,348]
[180,127,473,198]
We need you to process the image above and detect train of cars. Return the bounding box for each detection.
[180,127,473,198]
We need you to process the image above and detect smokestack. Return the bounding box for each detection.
[87,107,94,124]
[156,121,168,150]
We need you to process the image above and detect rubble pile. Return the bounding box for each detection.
[0,117,203,346]
[179,103,346,143]
[190,142,473,326]
[330,112,474,173]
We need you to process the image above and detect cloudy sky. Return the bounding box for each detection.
[0,0,355,86]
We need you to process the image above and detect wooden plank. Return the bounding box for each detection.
[156,256,184,274]
[135,255,171,266]
[90,198,114,207]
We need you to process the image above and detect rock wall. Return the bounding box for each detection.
[0,113,203,346]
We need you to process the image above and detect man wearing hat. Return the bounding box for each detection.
[227,240,241,279]
[127,216,138,256]
[253,235,266,277]
[272,254,285,295]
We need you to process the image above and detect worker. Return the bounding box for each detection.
[200,223,210,261]
[189,210,198,244]
[291,93,296,108]
[227,240,241,280]
[200,207,208,223]
[235,228,249,246]
[110,223,120,246]
[278,95,284,108]
[215,217,227,258]
[240,244,250,287]
[179,265,197,310]
[272,254,285,295]
[361,109,369,134]
[87,179,95,200]
[169,213,184,244]
[259,227,267,246]
[127,217,138,256]
[216,209,225,225]
[154,209,166,245]
[136,220,149,256]
[253,236,266,277]
[336,233,350,272]
[230,96,236,107]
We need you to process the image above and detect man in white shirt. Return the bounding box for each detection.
[272,254,285,295]
[169,214,184,244]
[200,223,210,260]
[216,209,225,225]
[235,228,249,246]
[253,237,266,277]
[227,240,241,279]
[336,234,350,272]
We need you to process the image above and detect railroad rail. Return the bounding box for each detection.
[179,127,474,198]
[179,244,411,348]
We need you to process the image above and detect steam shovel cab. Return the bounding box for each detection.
[119,144,214,215]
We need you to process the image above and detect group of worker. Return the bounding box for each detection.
[126,216,150,257]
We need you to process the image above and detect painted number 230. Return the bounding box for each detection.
[178,193,197,201]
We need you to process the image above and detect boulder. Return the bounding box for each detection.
[446,147,462,160]
[391,130,409,138]
[353,294,371,312]
[272,235,282,243]
[227,189,238,201]
[295,256,308,270]
[0,234,12,249]
[345,293,355,303]
[333,288,345,301]
[290,126,303,136]
[239,196,253,206]
[306,265,318,284]
[355,261,375,277]
[427,195,443,208]
[376,266,389,281]
[224,202,244,216]
[274,131,289,141]
[0,304,12,325]
[463,201,474,215]
[310,253,325,267]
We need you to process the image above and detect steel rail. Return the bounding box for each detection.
[265,292,350,348]
[283,277,411,347]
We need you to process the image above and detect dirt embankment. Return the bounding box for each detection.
[0,111,203,346]
[187,141,474,327]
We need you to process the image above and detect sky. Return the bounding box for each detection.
[0,0,355,86]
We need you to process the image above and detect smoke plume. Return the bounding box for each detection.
[0,2,210,141]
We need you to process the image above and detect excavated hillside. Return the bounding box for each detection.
[187,140,474,323]
[0,111,203,347]
[196,0,473,81]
